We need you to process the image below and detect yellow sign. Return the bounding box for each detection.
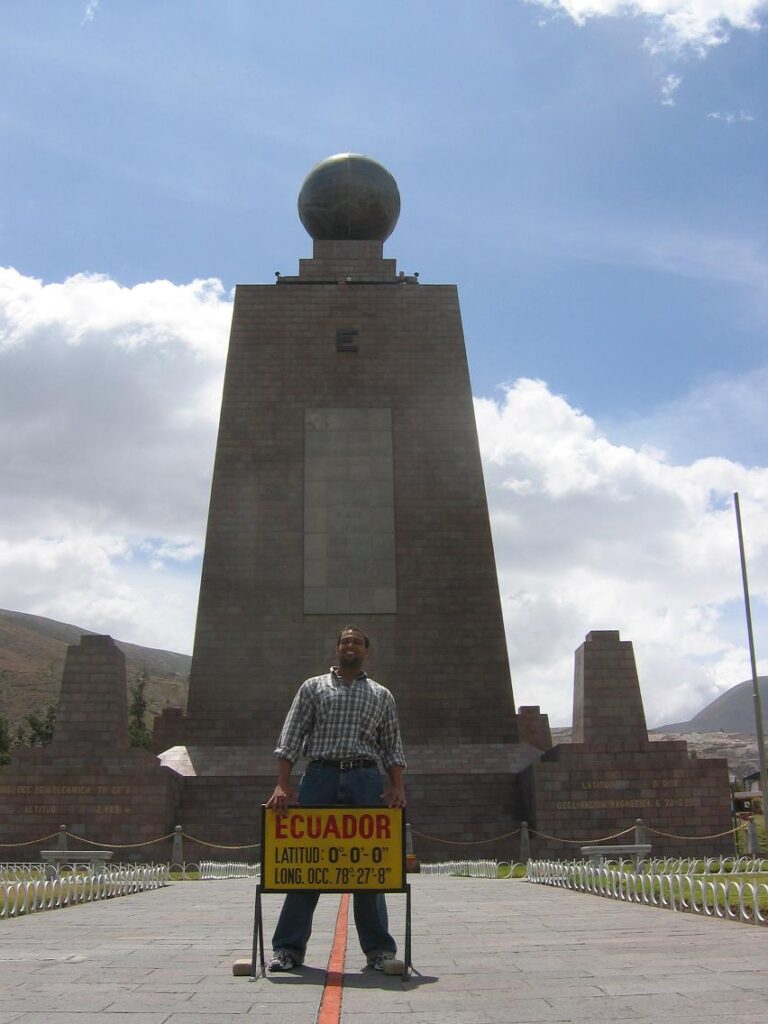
[261,805,405,892]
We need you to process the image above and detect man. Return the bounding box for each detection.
[266,626,407,972]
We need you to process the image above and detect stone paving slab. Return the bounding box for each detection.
[2,874,768,1021]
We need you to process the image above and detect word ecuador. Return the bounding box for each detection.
[274,811,391,841]
[262,805,405,893]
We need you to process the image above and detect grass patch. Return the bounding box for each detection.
[498,863,527,879]
[606,870,768,916]
[1,877,98,917]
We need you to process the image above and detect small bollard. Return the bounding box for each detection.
[634,818,647,846]
[747,817,759,856]
[519,820,530,863]
[46,825,69,878]
[405,822,420,872]
[171,825,183,865]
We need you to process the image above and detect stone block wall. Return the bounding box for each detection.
[0,749,180,861]
[517,706,553,751]
[522,631,734,859]
[0,635,180,861]
[54,634,129,749]
[184,240,519,758]
[523,742,733,859]
[572,631,648,748]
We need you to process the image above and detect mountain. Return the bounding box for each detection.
[655,677,768,734]
[0,608,190,728]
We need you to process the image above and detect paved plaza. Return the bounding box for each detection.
[1,873,767,1023]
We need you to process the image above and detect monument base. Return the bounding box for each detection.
[522,740,733,859]
[0,636,180,862]
[0,744,180,861]
[521,632,734,860]
[0,631,736,865]
[159,741,544,862]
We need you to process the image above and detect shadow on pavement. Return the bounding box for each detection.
[343,968,439,988]
[256,966,328,985]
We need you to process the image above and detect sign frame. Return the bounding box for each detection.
[261,804,406,893]
[250,804,411,979]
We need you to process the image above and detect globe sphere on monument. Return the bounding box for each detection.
[298,153,401,242]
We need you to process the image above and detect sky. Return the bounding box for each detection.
[1,0,767,727]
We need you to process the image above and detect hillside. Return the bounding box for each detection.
[656,677,768,734]
[0,608,190,728]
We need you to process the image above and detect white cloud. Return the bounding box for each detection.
[0,267,231,651]
[0,268,228,356]
[526,0,766,53]
[1,267,767,727]
[707,110,756,122]
[611,365,768,465]
[476,379,768,725]
[660,73,682,104]
[82,0,99,24]
[528,220,768,321]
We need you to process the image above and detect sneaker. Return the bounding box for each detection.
[367,950,404,973]
[268,949,298,972]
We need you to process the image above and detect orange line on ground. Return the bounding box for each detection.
[316,893,350,1024]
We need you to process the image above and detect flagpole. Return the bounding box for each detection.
[734,492,768,843]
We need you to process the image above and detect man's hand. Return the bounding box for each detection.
[266,782,296,812]
[383,781,407,808]
[267,760,296,811]
[383,764,406,808]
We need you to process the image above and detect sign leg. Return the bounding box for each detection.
[250,884,265,980]
[404,883,412,978]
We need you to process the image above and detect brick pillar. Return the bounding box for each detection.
[54,635,129,750]
[572,630,648,748]
[517,706,553,751]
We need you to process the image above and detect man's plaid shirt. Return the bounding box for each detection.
[274,669,406,770]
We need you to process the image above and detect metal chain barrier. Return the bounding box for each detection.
[0,828,260,852]
[0,832,61,848]
[645,823,748,841]
[410,828,520,845]
[180,832,261,850]
[528,825,635,844]
[54,831,176,849]
[413,822,663,847]
[0,818,753,861]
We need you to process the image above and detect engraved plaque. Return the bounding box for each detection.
[304,408,396,614]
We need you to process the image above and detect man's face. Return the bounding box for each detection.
[336,630,368,671]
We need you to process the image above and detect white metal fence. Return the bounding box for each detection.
[198,861,259,880]
[0,863,170,919]
[0,863,47,882]
[527,858,768,925]
[420,859,505,878]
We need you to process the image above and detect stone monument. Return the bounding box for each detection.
[0,635,178,859]
[159,154,547,858]
[0,157,734,863]
[522,631,733,858]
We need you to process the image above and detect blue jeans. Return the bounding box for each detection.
[271,762,397,961]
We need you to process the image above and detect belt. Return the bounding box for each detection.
[310,758,377,771]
